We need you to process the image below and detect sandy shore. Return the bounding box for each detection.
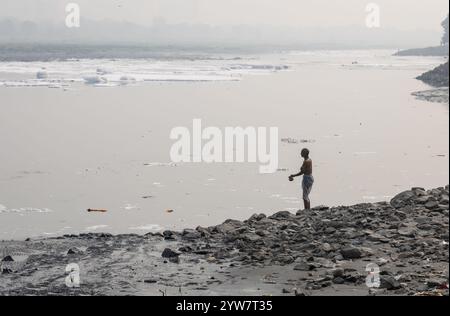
[1,186,448,296]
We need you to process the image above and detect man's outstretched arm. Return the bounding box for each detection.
[290,170,303,178]
[290,164,305,179]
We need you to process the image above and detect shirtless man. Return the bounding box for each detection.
[289,148,314,210]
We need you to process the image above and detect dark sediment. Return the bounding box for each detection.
[1,186,448,296]
[412,88,449,104]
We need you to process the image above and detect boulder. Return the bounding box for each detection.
[161,248,180,258]
[214,220,244,234]
[390,190,415,208]
[380,276,401,290]
[269,211,294,220]
[162,230,177,240]
[332,268,345,278]
[294,261,316,271]
[182,229,201,240]
[333,277,345,285]
[340,247,363,260]
[2,255,14,262]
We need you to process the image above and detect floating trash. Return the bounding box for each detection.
[36,71,48,79]
[87,209,108,213]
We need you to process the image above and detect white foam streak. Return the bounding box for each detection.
[0,58,289,88]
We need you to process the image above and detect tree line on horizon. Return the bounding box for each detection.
[442,14,449,46]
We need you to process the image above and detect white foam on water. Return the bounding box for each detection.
[42,232,57,236]
[0,207,53,214]
[122,204,140,211]
[83,75,107,85]
[86,225,109,231]
[129,224,163,231]
[0,58,289,88]
[144,162,179,167]
[288,50,444,70]
[0,80,66,88]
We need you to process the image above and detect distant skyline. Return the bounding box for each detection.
[1,0,449,31]
[0,1,449,48]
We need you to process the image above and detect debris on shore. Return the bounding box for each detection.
[1,186,448,296]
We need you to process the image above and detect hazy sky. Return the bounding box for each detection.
[1,0,449,31]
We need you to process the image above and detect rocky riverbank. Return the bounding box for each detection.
[412,88,449,104]
[1,186,449,296]
[394,45,449,57]
[417,62,449,88]
[413,61,449,103]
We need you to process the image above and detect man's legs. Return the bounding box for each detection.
[303,199,311,210]
[302,176,313,210]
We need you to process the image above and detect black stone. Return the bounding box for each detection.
[162,248,180,258]
[340,247,362,259]
[2,256,14,262]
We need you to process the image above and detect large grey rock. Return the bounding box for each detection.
[162,248,180,258]
[294,261,316,271]
[340,247,363,260]
[269,211,294,220]
[182,229,201,240]
[426,278,448,289]
[380,276,402,290]
[425,201,439,210]
[390,190,416,208]
[214,219,244,234]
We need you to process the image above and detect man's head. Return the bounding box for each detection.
[301,148,310,158]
